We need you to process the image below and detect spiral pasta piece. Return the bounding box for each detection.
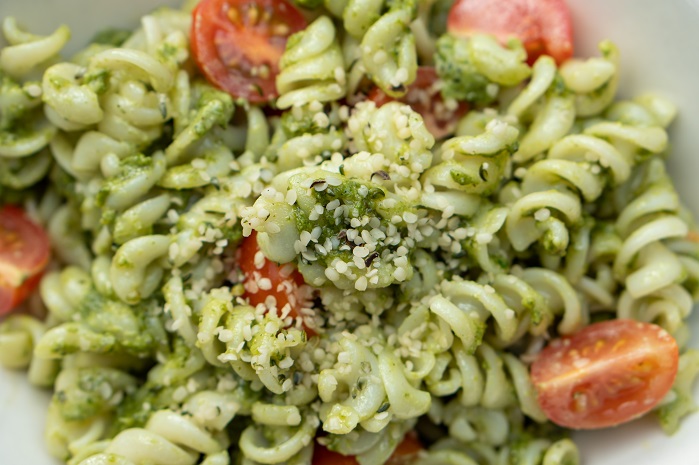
[0,314,59,386]
[35,267,162,360]
[343,100,434,189]
[432,279,518,348]
[0,149,53,190]
[422,423,579,465]
[0,68,56,170]
[76,408,229,465]
[426,119,517,195]
[276,16,346,109]
[211,302,309,395]
[511,59,575,164]
[0,19,70,78]
[110,234,170,304]
[45,400,111,463]
[441,340,546,421]
[360,6,417,97]
[97,80,165,149]
[266,103,346,172]
[53,363,138,422]
[42,63,104,131]
[318,336,388,433]
[0,116,55,158]
[240,413,318,464]
[421,118,517,217]
[563,40,620,117]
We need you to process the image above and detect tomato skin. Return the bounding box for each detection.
[367,67,469,140]
[312,433,423,465]
[531,319,679,429]
[0,205,50,316]
[447,0,574,65]
[191,0,307,103]
[237,231,312,331]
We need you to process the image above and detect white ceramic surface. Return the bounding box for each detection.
[1,1,699,464]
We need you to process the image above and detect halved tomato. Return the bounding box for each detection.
[447,0,574,65]
[191,0,307,103]
[531,319,679,429]
[0,205,50,315]
[367,67,469,139]
[237,231,313,332]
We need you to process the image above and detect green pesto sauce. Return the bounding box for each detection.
[83,69,111,94]
[449,169,480,187]
[193,98,233,137]
[96,154,153,206]
[279,108,320,137]
[50,165,82,205]
[217,219,244,244]
[467,320,486,354]
[293,178,396,264]
[553,75,568,95]
[110,383,163,435]
[435,34,495,105]
[48,75,70,91]
[194,83,234,123]
[0,72,39,130]
[489,253,511,271]
[0,125,31,145]
[77,289,157,356]
[55,368,137,421]
[110,340,199,434]
[158,42,179,61]
[248,331,284,364]
[100,208,117,226]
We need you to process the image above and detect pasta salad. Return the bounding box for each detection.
[1,0,698,464]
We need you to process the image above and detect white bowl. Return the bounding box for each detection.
[1,1,698,464]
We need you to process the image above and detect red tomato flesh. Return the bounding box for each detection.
[531,319,679,429]
[447,0,574,65]
[367,67,469,140]
[311,445,358,465]
[191,0,307,103]
[312,433,423,465]
[237,231,313,333]
[0,205,50,315]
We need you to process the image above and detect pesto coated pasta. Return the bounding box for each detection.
[1,1,698,465]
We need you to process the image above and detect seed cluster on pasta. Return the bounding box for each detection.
[1,1,699,465]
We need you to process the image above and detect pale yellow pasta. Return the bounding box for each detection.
[276,16,346,109]
[0,20,70,78]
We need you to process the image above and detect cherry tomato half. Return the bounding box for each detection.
[237,231,312,332]
[312,432,423,465]
[531,319,679,429]
[0,205,50,315]
[367,67,469,140]
[447,0,574,65]
[191,0,307,103]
